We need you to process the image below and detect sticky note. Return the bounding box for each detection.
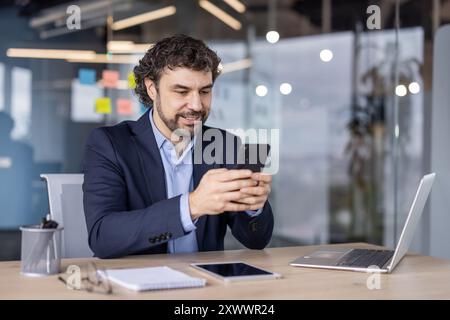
[79,68,96,85]
[127,72,136,89]
[117,98,133,115]
[102,70,119,88]
[95,97,112,114]
[71,80,103,122]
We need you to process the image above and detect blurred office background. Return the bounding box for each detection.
[0,0,448,261]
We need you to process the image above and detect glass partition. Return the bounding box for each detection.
[0,0,442,259]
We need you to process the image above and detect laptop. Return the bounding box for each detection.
[290,173,436,273]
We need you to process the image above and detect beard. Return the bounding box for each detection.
[154,95,209,137]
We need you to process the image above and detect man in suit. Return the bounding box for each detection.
[83,34,274,258]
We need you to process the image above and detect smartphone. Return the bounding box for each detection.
[234,143,271,172]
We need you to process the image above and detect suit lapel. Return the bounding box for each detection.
[129,109,167,204]
[193,127,221,251]
[193,142,208,251]
[130,112,219,252]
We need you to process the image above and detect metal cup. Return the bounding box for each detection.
[20,225,63,276]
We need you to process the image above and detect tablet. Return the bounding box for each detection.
[190,261,281,282]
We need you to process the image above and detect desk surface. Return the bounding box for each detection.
[1,243,450,299]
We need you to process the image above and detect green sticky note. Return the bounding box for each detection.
[128,72,136,89]
[95,97,112,114]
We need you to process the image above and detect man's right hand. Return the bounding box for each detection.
[188,168,259,220]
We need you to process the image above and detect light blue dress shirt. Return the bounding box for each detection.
[149,111,261,253]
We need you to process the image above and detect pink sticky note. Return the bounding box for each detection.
[117,98,133,115]
[102,70,119,88]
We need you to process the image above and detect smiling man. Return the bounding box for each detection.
[82,34,274,258]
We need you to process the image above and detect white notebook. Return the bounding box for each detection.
[101,266,206,291]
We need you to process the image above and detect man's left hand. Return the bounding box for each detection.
[236,172,272,210]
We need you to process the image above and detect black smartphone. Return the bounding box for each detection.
[234,143,271,172]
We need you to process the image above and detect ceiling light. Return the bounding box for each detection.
[256,85,268,97]
[107,41,153,53]
[112,5,176,31]
[199,0,242,30]
[67,54,139,64]
[395,85,407,97]
[7,48,96,60]
[221,59,252,74]
[320,49,333,62]
[280,83,292,95]
[223,0,246,13]
[266,31,279,44]
[408,82,420,94]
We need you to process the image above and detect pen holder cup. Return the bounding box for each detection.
[20,225,63,277]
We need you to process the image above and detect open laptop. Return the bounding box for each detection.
[290,173,436,273]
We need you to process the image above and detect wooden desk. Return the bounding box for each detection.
[1,243,450,299]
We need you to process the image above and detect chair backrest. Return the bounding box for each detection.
[40,174,93,258]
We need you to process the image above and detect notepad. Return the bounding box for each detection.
[102,266,206,291]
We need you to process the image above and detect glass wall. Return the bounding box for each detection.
[0,0,445,260]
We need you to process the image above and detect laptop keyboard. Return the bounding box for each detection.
[336,249,394,268]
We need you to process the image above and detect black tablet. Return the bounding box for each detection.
[190,261,281,282]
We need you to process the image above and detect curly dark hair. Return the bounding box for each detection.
[133,34,221,107]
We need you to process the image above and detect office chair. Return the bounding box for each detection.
[41,174,93,258]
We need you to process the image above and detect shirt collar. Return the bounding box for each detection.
[149,109,166,150]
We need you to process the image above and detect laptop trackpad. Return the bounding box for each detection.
[307,251,347,259]
[302,249,350,265]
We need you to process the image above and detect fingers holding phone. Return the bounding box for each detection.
[189,141,273,218]
[232,144,272,210]
[188,168,259,219]
[237,173,272,210]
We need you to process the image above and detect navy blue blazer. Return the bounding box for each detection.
[82,109,274,258]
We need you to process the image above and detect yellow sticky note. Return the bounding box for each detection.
[117,98,133,115]
[102,70,119,88]
[127,72,136,89]
[95,97,112,114]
